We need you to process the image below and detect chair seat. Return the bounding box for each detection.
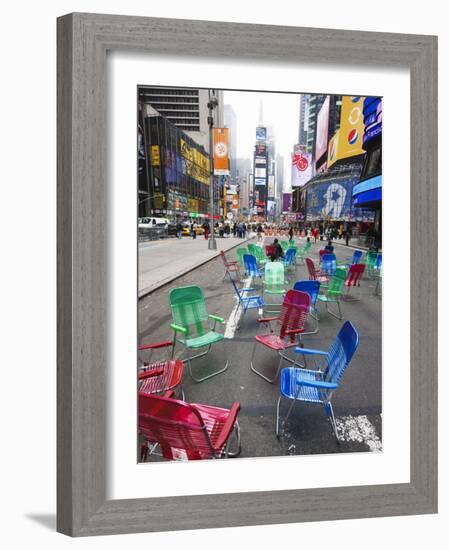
[139,360,184,394]
[255,332,300,350]
[243,295,264,309]
[317,294,339,303]
[280,367,324,403]
[185,331,224,349]
[192,403,234,453]
[265,288,287,295]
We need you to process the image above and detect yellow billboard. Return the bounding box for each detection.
[180,139,210,184]
[327,96,365,167]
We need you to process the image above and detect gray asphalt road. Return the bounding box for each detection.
[138,238,382,460]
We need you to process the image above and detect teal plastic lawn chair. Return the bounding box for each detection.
[263,262,289,312]
[247,243,258,257]
[169,286,228,382]
[364,251,378,278]
[296,241,312,264]
[236,247,247,267]
[280,240,289,253]
[316,266,348,319]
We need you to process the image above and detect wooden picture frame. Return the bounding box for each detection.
[57,12,437,536]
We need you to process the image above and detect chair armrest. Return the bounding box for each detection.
[209,314,225,324]
[138,368,164,379]
[214,402,241,451]
[257,316,280,323]
[284,328,305,335]
[170,323,187,333]
[138,340,172,351]
[294,347,329,356]
[295,379,338,390]
[240,287,256,292]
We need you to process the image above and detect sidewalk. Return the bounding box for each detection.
[138,235,251,298]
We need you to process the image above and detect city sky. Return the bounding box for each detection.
[223,90,301,193]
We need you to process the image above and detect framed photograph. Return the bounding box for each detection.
[57,13,437,536]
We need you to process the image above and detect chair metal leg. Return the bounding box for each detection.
[275,395,282,438]
[325,401,340,443]
[326,299,343,320]
[224,422,241,457]
[185,341,229,383]
[250,342,283,383]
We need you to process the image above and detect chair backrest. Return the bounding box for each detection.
[236,247,247,266]
[326,267,348,296]
[365,251,378,269]
[169,285,209,338]
[352,250,363,264]
[227,271,243,302]
[293,280,321,306]
[324,321,359,384]
[247,243,257,256]
[319,249,328,261]
[321,253,337,275]
[138,393,214,460]
[254,245,265,262]
[280,240,289,251]
[243,254,259,277]
[375,253,382,270]
[264,262,286,291]
[277,290,310,340]
[220,250,232,268]
[346,263,365,287]
[284,248,296,264]
[265,244,275,257]
[305,257,319,280]
[325,245,334,252]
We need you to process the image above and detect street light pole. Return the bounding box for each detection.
[207,89,217,250]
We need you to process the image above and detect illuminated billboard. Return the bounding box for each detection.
[291,151,313,187]
[256,127,267,141]
[315,96,330,161]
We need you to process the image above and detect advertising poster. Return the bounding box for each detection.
[282,193,292,212]
[315,96,330,161]
[256,126,267,141]
[268,175,275,196]
[213,128,230,175]
[291,151,313,187]
[255,177,266,186]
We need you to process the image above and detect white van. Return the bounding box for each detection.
[138,217,169,229]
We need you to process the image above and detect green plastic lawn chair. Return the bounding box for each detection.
[280,240,289,252]
[263,262,289,312]
[316,266,348,319]
[236,247,247,267]
[169,285,228,382]
[254,245,267,265]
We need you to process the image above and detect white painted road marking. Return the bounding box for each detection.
[335,414,382,451]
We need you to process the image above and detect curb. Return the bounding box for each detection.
[138,237,252,299]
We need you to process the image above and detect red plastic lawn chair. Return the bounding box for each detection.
[138,340,184,398]
[343,263,366,301]
[139,391,241,461]
[306,257,330,285]
[220,250,241,281]
[250,289,311,383]
[265,244,275,258]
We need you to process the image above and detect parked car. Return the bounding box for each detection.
[167,222,177,236]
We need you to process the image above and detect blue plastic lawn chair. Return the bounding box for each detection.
[243,254,264,282]
[227,271,264,329]
[337,249,363,269]
[321,253,337,276]
[282,248,296,271]
[293,280,321,334]
[276,321,359,442]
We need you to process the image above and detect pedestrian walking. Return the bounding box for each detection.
[256,223,263,242]
[288,226,294,243]
[176,220,183,239]
[312,226,319,243]
[345,226,352,246]
[190,221,196,239]
[225,224,230,238]
[232,222,237,237]
[202,220,210,240]
[242,223,247,239]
